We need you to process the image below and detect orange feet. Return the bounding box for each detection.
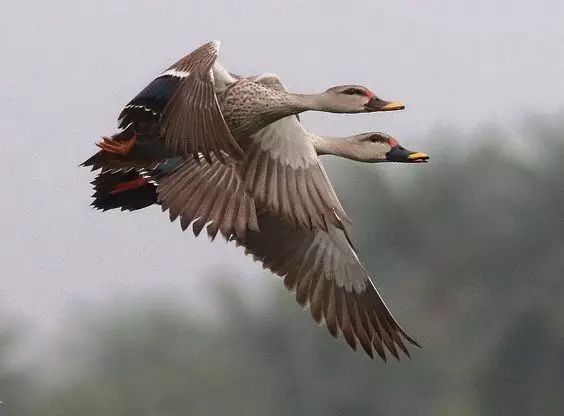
[96,135,137,156]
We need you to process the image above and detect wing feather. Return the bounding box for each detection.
[119,41,242,163]
[152,156,257,240]
[241,116,350,232]
[237,212,419,360]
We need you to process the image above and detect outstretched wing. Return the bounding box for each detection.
[152,156,258,241]
[238,212,420,360]
[118,41,242,163]
[240,115,350,233]
[148,147,417,360]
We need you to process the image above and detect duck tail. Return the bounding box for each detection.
[81,121,182,212]
[80,150,110,172]
[80,125,139,172]
[90,170,157,212]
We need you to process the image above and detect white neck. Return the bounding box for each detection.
[292,93,358,113]
[292,94,328,112]
[310,136,366,161]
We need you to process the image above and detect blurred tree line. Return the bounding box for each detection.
[1,114,563,415]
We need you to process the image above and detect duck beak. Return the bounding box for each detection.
[386,147,430,163]
[365,96,406,112]
[407,152,430,163]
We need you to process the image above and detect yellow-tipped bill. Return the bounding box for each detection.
[364,97,406,112]
[380,101,406,111]
[407,152,430,161]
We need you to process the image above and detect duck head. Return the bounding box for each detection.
[344,132,429,163]
[323,85,405,113]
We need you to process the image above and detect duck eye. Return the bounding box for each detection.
[364,135,381,143]
[343,88,363,96]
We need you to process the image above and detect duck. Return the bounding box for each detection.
[92,61,406,234]
[83,113,428,360]
[157,119,428,361]
[82,42,427,359]
[99,40,405,167]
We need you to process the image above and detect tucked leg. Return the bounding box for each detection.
[96,135,137,156]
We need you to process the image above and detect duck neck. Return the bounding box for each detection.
[292,93,333,112]
[312,136,365,161]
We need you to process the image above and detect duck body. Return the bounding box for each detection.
[115,41,404,164]
[115,42,304,163]
[217,78,306,136]
[81,40,427,360]
[119,72,304,141]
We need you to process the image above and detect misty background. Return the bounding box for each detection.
[1,1,563,415]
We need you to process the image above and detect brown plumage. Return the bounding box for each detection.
[117,40,405,166]
[240,139,349,233]
[159,41,242,163]
[83,41,429,360]
[157,156,258,241]
[239,213,420,360]
[148,141,425,360]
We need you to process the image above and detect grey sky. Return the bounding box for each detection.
[1,0,563,330]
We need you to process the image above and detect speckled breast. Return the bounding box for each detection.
[218,79,297,137]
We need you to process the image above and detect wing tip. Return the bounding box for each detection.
[406,334,422,349]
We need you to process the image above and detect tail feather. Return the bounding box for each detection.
[80,150,153,173]
[91,170,157,211]
[82,125,180,212]
[81,126,174,173]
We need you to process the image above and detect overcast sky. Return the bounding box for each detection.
[1,0,563,331]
